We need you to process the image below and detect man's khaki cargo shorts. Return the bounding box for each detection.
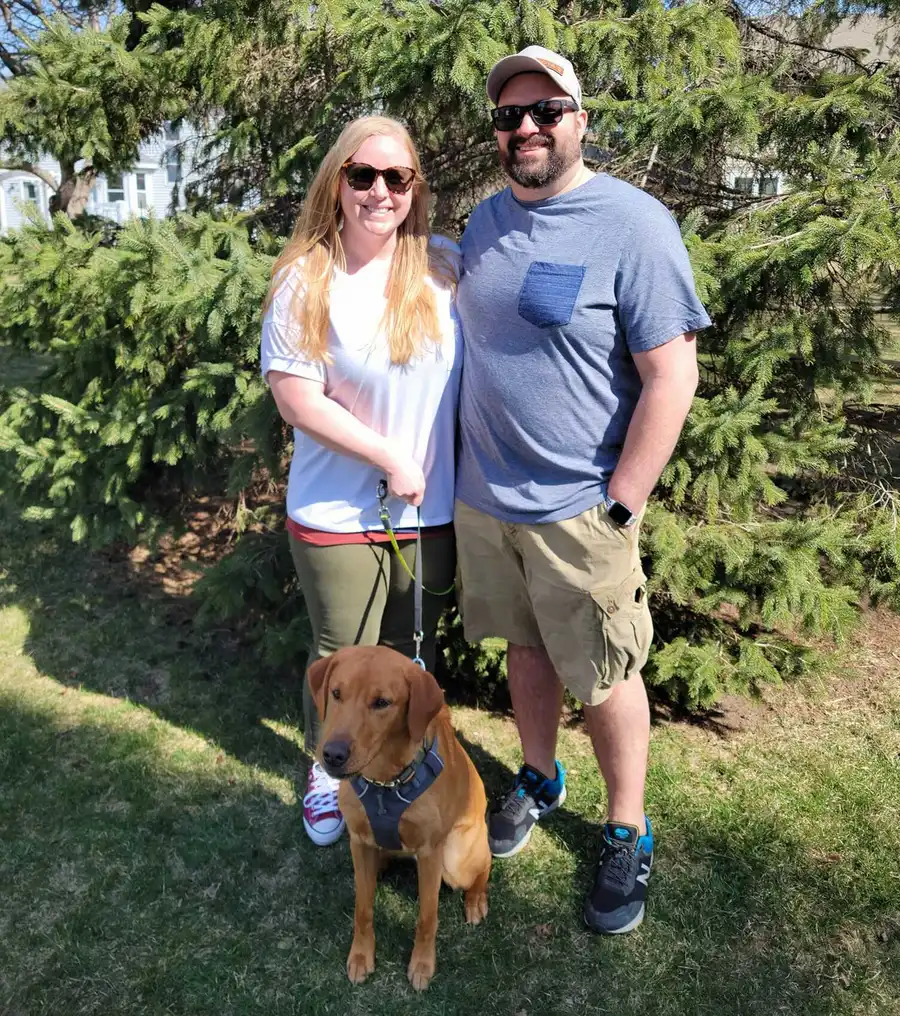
[454,498,653,706]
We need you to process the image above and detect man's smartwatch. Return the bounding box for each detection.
[607,499,638,528]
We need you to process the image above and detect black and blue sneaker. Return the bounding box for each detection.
[487,761,567,858]
[583,817,654,934]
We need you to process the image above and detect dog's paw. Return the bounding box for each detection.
[407,951,435,992]
[464,888,488,926]
[347,948,375,985]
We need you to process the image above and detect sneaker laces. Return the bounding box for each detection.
[304,762,340,821]
[602,841,637,890]
[497,772,541,822]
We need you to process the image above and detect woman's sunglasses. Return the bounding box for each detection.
[490,98,579,132]
[341,161,418,195]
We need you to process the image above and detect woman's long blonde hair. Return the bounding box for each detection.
[265,116,455,365]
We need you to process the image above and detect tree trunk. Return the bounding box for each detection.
[50,163,98,219]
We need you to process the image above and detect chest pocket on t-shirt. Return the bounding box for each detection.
[517,261,587,329]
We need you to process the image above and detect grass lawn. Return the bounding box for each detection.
[1,506,900,1016]
[1,333,900,1016]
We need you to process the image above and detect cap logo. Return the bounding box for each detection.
[537,57,564,75]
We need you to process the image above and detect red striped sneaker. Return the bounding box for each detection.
[303,761,345,846]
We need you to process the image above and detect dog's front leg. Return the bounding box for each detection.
[408,848,443,991]
[347,837,380,984]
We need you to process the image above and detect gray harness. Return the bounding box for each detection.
[350,736,445,851]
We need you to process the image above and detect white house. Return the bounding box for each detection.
[0,120,200,235]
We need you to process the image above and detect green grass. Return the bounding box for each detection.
[1,328,899,1015]
[1,504,899,1016]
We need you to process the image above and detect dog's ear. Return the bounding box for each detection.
[405,662,445,743]
[307,654,335,721]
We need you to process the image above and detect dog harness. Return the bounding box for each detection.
[350,736,445,851]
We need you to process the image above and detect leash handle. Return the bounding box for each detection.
[375,481,455,598]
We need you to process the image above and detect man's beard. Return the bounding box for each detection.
[500,133,579,189]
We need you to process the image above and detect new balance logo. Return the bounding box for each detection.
[528,807,541,821]
[636,863,651,886]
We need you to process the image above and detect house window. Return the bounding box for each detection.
[136,172,149,210]
[24,182,38,202]
[107,173,125,203]
[165,146,182,185]
[733,176,754,194]
[759,176,779,196]
[164,121,180,141]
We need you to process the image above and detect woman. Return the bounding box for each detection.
[260,117,461,847]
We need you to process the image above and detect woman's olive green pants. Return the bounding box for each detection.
[289,531,456,754]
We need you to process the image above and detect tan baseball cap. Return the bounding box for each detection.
[486,45,582,108]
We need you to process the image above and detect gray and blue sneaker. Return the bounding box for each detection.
[487,761,567,858]
[583,816,654,934]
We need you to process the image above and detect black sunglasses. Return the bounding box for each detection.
[341,161,418,194]
[490,98,579,132]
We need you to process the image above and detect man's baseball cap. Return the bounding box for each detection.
[486,45,582,108]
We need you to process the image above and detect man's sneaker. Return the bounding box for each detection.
[302,761,346,846]
[487,761,567,858]
[583,816,654,934]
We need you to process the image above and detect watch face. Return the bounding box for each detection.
[608,501,632,526]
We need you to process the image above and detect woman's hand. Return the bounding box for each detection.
[382,451,426,506]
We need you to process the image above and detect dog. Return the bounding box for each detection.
[308,645,491,991]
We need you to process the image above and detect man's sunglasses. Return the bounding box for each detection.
[490,98,579,132]
[341,161,418,194]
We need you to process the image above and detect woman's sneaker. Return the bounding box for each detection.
[302,761,345,846]
[487,761,567,858]
[583,816,654,934]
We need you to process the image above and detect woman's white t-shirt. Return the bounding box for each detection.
[260,238,462,534]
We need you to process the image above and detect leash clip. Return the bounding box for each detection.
[413,629,425,670]
[376,479,392,530]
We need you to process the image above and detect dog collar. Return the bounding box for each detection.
[355,736,435,789]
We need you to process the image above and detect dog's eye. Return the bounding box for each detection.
[331,687,341,701]
[371,697,391,710]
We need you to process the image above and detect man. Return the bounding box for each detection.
[454,45,711,934]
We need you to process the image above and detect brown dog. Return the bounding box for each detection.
[308,645,491,991]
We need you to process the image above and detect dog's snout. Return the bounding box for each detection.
[322,739,351,771]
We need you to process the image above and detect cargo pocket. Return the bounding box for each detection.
[589,567,653,692]
[517,261,586,328]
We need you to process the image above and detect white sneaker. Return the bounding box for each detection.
[302,761,345,846]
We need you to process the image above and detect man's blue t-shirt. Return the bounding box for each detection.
[455,172,712,524]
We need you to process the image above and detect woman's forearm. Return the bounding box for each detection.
[268,371,396,472]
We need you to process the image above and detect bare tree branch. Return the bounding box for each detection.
[0,38,24,74]
[12,0,48,22]
[738,8,873,74]
[0,0,36,51]
[0,159,60,191]
[640,143,659,189]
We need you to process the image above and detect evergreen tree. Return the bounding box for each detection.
[2,0,899,706]
[0,9,187,216]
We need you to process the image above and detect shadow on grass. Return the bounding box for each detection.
[0,506,313,787]
[1,689,894,1016]
[2,506,898,1013]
